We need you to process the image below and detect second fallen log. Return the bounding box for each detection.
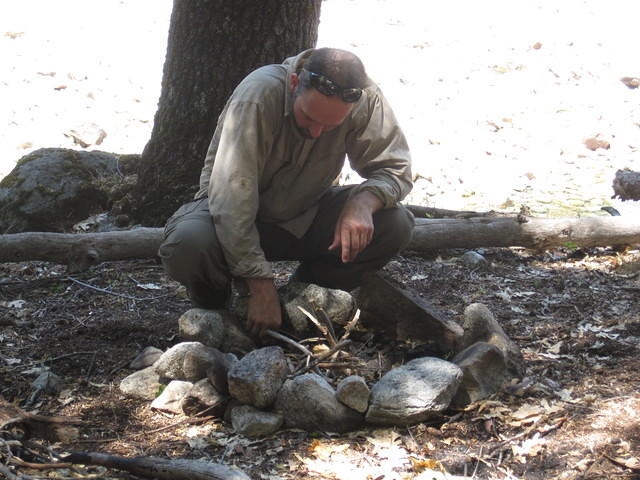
[408,215,640,251]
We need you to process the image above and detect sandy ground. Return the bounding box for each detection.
[1,0,639,216]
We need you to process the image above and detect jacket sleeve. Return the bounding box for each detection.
[207,100,273,279]
[345,86,413,207]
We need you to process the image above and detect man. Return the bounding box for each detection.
[159,48,414,336]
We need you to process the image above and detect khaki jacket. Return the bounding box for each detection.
[195,49,412,278]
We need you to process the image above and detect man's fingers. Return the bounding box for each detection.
[341,228,352,262]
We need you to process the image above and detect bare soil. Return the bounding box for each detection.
[1,245,639,480]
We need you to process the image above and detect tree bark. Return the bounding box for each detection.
[613,169,640,201]
[134,0,322,226]
[2,215,640,269]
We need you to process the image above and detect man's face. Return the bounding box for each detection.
[291,74,353,139]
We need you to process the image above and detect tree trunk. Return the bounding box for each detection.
[134,0,322,226]
[3,215,640,269]
[613,169,640,201]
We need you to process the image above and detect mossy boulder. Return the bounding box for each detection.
[0,148,123,233]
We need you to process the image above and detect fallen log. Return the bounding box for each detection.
[1,215,640,269]
[61,452,250,480]
[408,215,640,250]
[0,227,163,271]
[613,169,640,201]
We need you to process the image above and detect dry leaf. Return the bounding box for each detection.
[584,137,610,151]
[512,433,546,462]
[621,77,640,89]
[409,457,443,473]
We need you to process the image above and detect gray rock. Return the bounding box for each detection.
[0,148,120,233]
[219,312,256,355]
[357,272,463,355]
[450,342,508,408]
[275,373,364,433]
[129,346,163,370]
[206,352,238,395]
[180,379,228,417]
[150,380,193,414]
[230,405,283,438]
[228,346,289,409]
[154,342,222,382]
[336,375,370,413]
[119,366,162,400]
[31,370,64,394]
[365,357,463,425]
[461,303,524,376]
[178,308,225,349]
[460,251,488,266]
[278,282,356,334]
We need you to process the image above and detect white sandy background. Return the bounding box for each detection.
[2,0,639,216]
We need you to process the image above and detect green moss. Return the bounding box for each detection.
[0,171,24,189]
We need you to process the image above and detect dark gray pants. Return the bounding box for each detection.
[158,186,414,308]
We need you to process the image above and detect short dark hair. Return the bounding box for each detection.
[303,48,368,90]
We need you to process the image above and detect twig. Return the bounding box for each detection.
[603,453,640,472]
[291,339,352,376]
[66,276,167,302]
[316,309,338,346]
[85,351,97,382]
[264,330,314,357]
[9,457,72,469]
[340,309,361,342]
[296,306,336,348]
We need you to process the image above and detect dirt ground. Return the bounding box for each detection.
[1,244,639,480]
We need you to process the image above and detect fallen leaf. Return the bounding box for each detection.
[4,31,24,39]
[621,77,640,89]
[512,433,546,462]
[584,137,610,151]
[409,457,443,473]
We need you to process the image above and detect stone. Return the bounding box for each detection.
[154,342,222,382]
[178,308,225,349]
[129,346,163,370]
[460,251,488,266]
[180,378,228,417]
[119,366,163,400]
[228,346,289,409]
[31,370,63,394]
[230,405,283,438]
[275,373,364,433]
[206,352,238,395]
[365,357,463,425]
[336,375,370,413]
[150,380,193,414]
[278,282,356,334]
[461,303,524,376]
[357,272,463,355]
[219,312,256,355]
[450,342,508,408]
[0,148,120,233]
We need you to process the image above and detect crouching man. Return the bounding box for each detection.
[159,48,414,336]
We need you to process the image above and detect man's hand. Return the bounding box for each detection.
[329,190,383,263]
[245,277,282,336]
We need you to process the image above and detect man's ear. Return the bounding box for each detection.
[290,72,299,93]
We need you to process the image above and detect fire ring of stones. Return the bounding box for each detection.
[120,274,523,438]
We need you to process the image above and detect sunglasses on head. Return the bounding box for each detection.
[301,69,363,103]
